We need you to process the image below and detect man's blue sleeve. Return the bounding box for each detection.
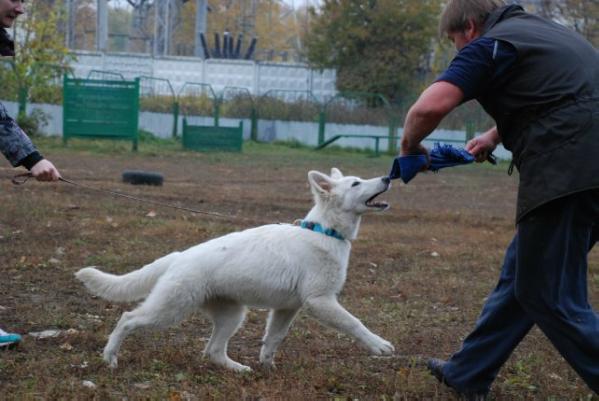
[436,37,517,101]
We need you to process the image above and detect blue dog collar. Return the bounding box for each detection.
[298,220,345,241]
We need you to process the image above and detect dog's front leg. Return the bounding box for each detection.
[304,296,394,355]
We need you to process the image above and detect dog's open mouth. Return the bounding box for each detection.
[365,191,389,210]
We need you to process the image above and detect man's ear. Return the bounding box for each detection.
[330,167,343,180]
[308,171,334,195]
[465,18,480,40]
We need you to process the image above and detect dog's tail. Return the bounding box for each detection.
[75,252,180,302]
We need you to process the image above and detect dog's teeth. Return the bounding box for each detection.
[366,201,388,208]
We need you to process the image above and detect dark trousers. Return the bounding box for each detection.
[442,189,599,393]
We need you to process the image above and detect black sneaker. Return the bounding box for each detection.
[427,358,488,401]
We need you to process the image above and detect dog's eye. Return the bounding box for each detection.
[351,181,360,187]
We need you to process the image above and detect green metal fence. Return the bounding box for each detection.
[256,90,321,142]
[0,64,488,155]
[62,75,140,150]
[86,70,125,81]
[139,76,178,137]
[221,86,257,141]
[179,82,244,152]
[178,82,219,126]
[320,91,397,154]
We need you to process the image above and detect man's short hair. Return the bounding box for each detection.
[439,0,506,37]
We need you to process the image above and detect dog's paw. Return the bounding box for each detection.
[366,335,395,356]
[104,353,118,368]
[103,347,119,368]
[260,360,276,371]
[228,361,252,373]
[259,349,276,370]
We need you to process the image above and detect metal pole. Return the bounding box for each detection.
[17,85,27,117]
[154,0,170,56]
[318,109,326,145]
[66,0,76,49]
[96,0,108,52]
[172,101,179,138]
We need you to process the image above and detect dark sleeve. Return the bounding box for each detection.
[435,37,517,101]
[0,101,44,169]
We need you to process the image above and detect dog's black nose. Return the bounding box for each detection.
[382,176,391,185]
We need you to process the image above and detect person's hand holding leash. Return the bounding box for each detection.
[30,159,61,181]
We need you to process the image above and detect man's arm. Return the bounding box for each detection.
[0,101,41,168]
[400,81,464,156]
[0,101,60,181]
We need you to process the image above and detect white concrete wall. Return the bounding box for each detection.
[70,51,337,99]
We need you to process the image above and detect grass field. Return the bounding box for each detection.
[1,137,597,400]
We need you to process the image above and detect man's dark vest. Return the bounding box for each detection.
[478,5,599,222]
[0,28,15,57]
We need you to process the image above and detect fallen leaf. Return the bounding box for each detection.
[60,342,73,351]
[169,391,183,401]
[71,361,89,369]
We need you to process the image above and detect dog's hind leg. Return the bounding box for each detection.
[304,295,395,356]
[103,278,194,368]
[203,301,250,372]
[259,308,298,369]
[103,308,153,368]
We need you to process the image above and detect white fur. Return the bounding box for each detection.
[75,168,394,371]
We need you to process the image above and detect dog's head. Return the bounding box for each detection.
[308,168,390,215]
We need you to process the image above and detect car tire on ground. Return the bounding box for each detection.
[122,170,164,186]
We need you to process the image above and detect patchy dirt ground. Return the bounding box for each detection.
[0,139,597,400]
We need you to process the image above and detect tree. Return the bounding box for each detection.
[537,0,599,46]
[304,0,441,103]
[173,0,300,60]
[2,0,73,113]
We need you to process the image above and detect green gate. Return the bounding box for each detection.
[63,75,140,151]
[182,120,243,152]
[179,82,244,152]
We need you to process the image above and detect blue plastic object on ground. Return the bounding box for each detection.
[0,329,21,348]
[389,143,476,184]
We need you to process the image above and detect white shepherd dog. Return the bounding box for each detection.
[76,168,394,371]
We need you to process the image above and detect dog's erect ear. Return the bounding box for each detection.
[308,170,334,194]
[330,168,343,180]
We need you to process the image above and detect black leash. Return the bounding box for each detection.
[11,172,235,219]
